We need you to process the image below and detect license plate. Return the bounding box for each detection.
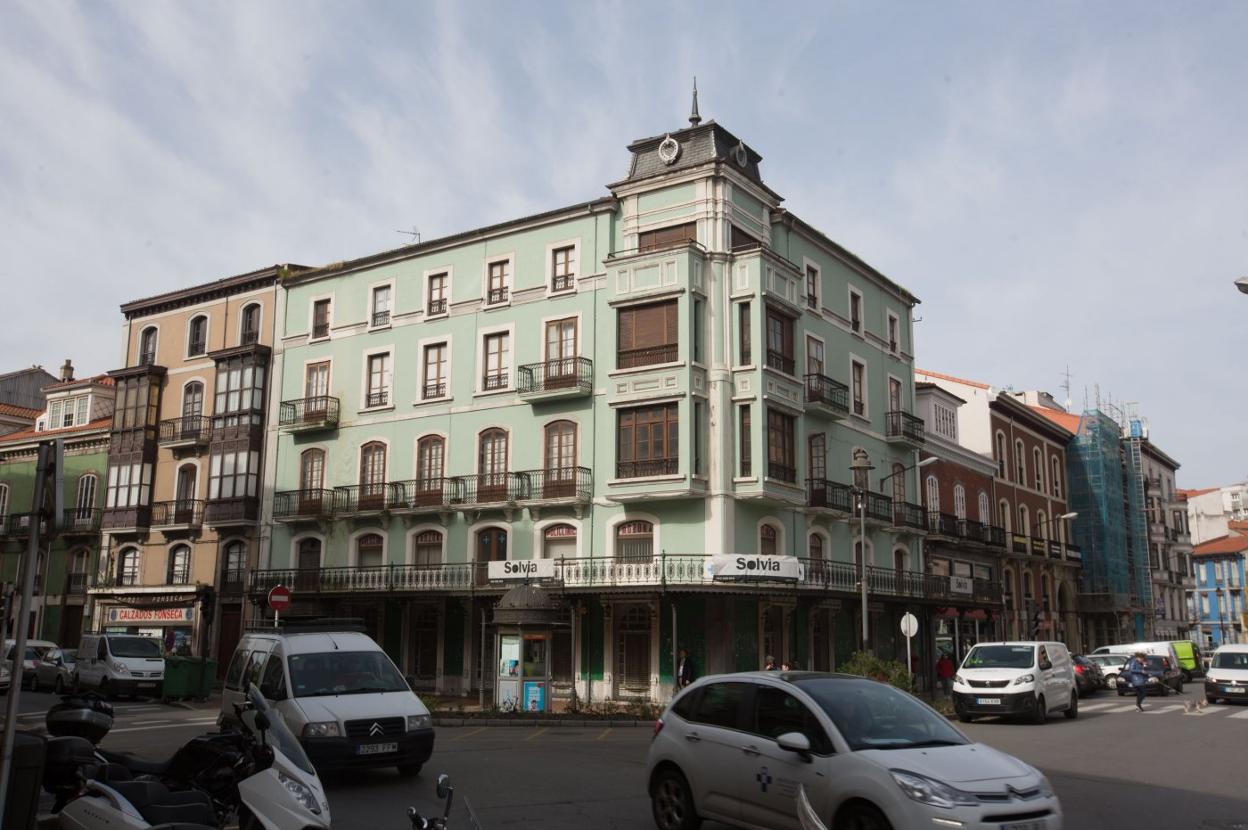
[137,682,156,689]
[357,742,397,755]
[1226,687,1245,694]
[977,698,1001,705]
[1001,822,1046,830]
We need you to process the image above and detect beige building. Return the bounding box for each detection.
[92,265,296,666]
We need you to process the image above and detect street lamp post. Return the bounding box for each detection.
[850,449,876,655]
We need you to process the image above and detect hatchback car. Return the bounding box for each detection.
[1085,654,1127,688]
[1071,656,1103,696]
[648,671,1062,830]
[1115,655,1183,696]
[34,648,78,693]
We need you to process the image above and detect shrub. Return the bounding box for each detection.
[838,650,913,692]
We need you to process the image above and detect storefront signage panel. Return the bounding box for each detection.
[488,559,557,581]
[949,576,974,595]
[705,555,804,582]
[105,607,194,625]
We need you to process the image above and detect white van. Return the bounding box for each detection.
[1204,643,1248,704]
[1091,641,1181,669]
[76,634,165,698]
[219,622,434,776]
[952,641,1077,724]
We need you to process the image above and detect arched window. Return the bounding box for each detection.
[356,533,384,568]
[1051,456,1062,498]
[978,491,990,525]
[544,421,577,497]
[893,548,909,573]
[174,464,197,517]
[1036,510,1048,541]
[187,315,208,357]
[294,538,319,570]
[616,520,653,563]
[412,530,443,566]
[414,436,446,505]
[167,544,191,584]
[182,382,204,420]
[953,484,967,520]
[807,532,826,581]
[1018,504,1030,537]
[300,449,325,492]
[359,441,387,509]
[999,499,1012,534]
[74,474,97,519]
[542,523,577,559]
[1032,447,1044,492]
[139,326,158,365]
[994,431,1007,478]
[1014,439,1026,484]
[760,523,778,556]
[240,303,261,345]
[890,462,906,505]
[475,528,508,586]
[222,540,246,586]
[808,532,824,561]
[477,429,509,501]
[117,548,140,586]
[925,475,940,516]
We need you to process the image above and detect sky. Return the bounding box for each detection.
[2,1,1246,486]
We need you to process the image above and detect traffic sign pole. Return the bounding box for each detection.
[267,585,292,628]
[899,612,919,690]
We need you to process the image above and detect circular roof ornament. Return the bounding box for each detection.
[734,141,748,167]
[658,134,681,165]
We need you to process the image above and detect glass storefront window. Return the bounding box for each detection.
[523,635,547,677]
[499,635,520,678]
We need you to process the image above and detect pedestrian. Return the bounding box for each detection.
[936,652,955,698]
[676,648,695,689]
[763,655,777,671]
[1125,651,1149,712]
[780,660,792,671]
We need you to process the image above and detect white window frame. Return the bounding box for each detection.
[801,257,821,311]
[483,252,515,308]
[367,278,396,331]
[422,266,453,318]
[360,345,395,412]
[606,512,662,559]
[953,484,966,520]
[349,527,389,569]
[301,357,333,401]
[406,524,449,566]
[1014,438,1026,484]
[1051,455,1062,498]
[417,335,453,403]
[290,534,325,570]
[885,310,900,354]
[886,372,905,414]
[849,353,869,420]
[533,517,584,560]
[1032,446,1044,493]
[308,293,334,342]
[476,322,516,396]
[847,285,864,336]
[236,302,263,346]
[925,475,940,515]
[540,312,583,362]
[978,491,990,524]
[545,238,581,297]
[804,333,826,377]
[186,313,211,359]
[137,324,160,364]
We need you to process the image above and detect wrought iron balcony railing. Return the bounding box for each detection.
[422,382,447,400]
[482,372,509,391]
[278,396,340,430]
[312,321,330,339]
[766,349,795,375]
[518,357,592,398]
[617,344,678,369]
[273,489,335,520]
[807,478,852,512]
[551,274,575,292]
[158,415,213,446]
[616,458,679,479]
[892,502,928,531]
[365,390,389,408]
[371,310,391,328]
[66,572,88,595]
[61,508,102,535]
[767,461,797,484]
[220,570,247,595]
[803,373,849,415]
[516,467,592,501]
[334,484,391,514]
[427,298,447,316]
[487,287,509,305]
[457,472,527,504]
[885,410,926,445]
[204,496,259,526]
[151,499,204,529]
[862,491,894,523]
[389,478,458,511]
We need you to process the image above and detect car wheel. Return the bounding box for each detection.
[1176,680,1183,694]
[1065,691,1078,719]
[1032,695,1047,724]
[836,801,894,830]
[396,763,422,778]
[651,768,701,830]
[958,711,976,723]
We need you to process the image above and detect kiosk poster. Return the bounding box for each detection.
[523,681,545,712]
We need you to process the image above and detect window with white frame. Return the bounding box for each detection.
[953,484,967,520]
[106,457,152,509]
[551,247,576,292]
[486,259,510,304]
[978,491,990,524]
[1036,510,1048,540]
[371,285,392,328]
[427,273,448,315]
[117,548,141,586]
[187,315,208,357]
[482,332,510,391]
[999,499,1012,533]
[412,530,443,565]
[75,474,97,518]
[312,298,331,338]
[240,303,261,345]
[933,403,957,440]
[1051,456,1062,498]
[994,431,1007,478]
[365,352,390,407]
[851,360,866,416]
[887,312,899,353]
[209,441,260,501]
[1014,439,1026,484]
[422,343,448,399]
[806,336,824,376]
[925,475,940,516]
[804,265,819,308]
[849,289,863,334]
[1032,447,1044,492]
[167,545,191,585]
[1018,504,1030,537]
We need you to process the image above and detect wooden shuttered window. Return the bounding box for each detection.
[638,221,696,253]
[617,300,678,368]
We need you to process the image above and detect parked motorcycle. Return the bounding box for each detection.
[407,774,483,830]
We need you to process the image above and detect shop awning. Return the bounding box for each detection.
[492,584,568,626]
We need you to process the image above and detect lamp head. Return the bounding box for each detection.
[916,456,937,468]
[1236,277,1248,295]
[850,448,875,474]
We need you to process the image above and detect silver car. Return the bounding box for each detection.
[647,671,1062,830]
[34,648,78,694]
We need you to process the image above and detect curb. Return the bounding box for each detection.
[433,716,654,728]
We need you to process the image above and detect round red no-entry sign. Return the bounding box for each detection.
[268,585,292,612]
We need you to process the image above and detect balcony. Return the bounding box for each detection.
[927,512,962,539]
[765,349,795,376]
[6,512,47,538]
[312,321,330,339]
[1030,537,1047,556]
[807,479,852,513]
[279,396,340,432]
[487,287,509,305]
[518,358,593,401]
[1048,540,1064,560]
[890,502,928,533]
[422,382,447,400]
[333,484,392,517]
[860,491,894,524]
[273,489,335,522]
[220,570,247,595]
[151,500,204,531]
[617,344,677,370]
[984,525,1007,547]
[1011,534,1029,555]
[388,479,458,513]
[253,564,481,595]
[241,328,259,346]
[371,310,391,328]
[767,461,797,484]
[517,467,592,504]
[803,374,849,418]
[482,372,509,392]
[885,411,925,446]
[204,496,259,527]
[551,274,575,292]
[102,506,152,532]
[365,390,390,408]
[427,298,447,316]
[158,415,213,448]
[457,473,527,506]
[616,458,679,479]
[62,508,102,535]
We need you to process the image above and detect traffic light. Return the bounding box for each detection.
[1031,610,1043,639]
[198,586,217,626]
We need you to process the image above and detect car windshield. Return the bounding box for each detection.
[25,646,52,661]
[108,637,162,658]
[1144,656,1168,670]
[797,677,969,751]
[288,651,409,697]
[962,644,1035,669]
[245,685,315,775]
[61,650,77,663]
[1213,652,1248,670]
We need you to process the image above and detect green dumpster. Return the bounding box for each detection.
[161,656,218,701]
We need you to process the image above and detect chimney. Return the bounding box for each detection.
[60,359,74,382]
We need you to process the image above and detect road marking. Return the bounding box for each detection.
[1106,704,1141,713]
[449,726,489,741]
[1079,702,1117,712]
[131,719,172,725]
[596,727,612,740]
[1142,705,1185,715]
[109,718,218,734]
[1225,709,1248,719]
[525,727,549,742]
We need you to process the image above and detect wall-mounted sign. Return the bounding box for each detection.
[488,559,556,581]
[523,681,546,712]
[705,555,804,582]
[949,576,974,595]
[105,607,194,625]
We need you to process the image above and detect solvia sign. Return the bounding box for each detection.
[488,559,557,581]
[705,554,804,582]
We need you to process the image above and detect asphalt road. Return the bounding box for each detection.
[5,685,1248,830]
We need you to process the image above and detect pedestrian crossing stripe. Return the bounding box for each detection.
[1226,709,1248,719]
[1142,705,1184,714]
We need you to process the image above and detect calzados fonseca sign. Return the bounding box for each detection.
[705,555,804,582]
[106,607,195,624]
[488,559,556,581]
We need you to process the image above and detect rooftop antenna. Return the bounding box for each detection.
[1060,364,1073,410]
[689,77,701,126]
[396,226,421,245]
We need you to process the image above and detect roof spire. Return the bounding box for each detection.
[689,77,701,126]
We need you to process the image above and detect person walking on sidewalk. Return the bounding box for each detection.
[1125,651,1149,711]
[935,652,956,698]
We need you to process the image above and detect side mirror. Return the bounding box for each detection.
[436,774,451,800]
[1039,660,1052,671]
[776,731,812,760]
